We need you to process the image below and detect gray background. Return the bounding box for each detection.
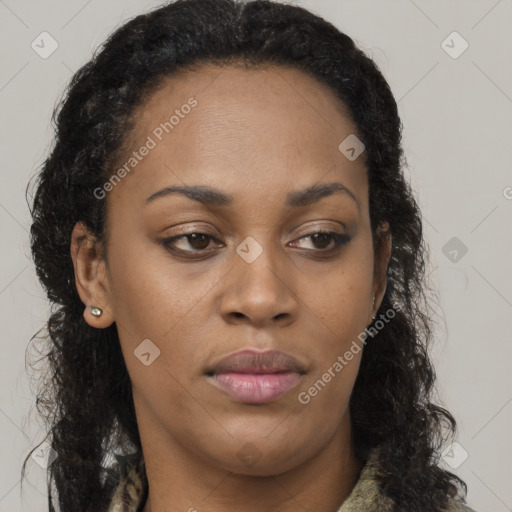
[1,0,511,510]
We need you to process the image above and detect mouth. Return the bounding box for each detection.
[207,371,304,404]
[205,349,306,404]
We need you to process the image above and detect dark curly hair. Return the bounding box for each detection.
[23,0,468,511]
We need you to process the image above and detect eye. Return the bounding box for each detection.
[159,229,351,259]
[290,230,351,252]
[160,232,222,257]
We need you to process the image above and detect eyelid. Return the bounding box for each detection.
[290,230,351,250]
[159,227,350,258]
[290,220,346,238]
[162,220,346,243]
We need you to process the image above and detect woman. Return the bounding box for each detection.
[24,0,477,511]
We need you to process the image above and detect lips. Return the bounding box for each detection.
[208,349,305,375]
[206,349,305,404]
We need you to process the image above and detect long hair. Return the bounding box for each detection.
[24,1,467,510]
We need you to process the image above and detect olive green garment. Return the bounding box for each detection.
[105,449,477,512]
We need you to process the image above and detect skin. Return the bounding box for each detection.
[70,63,391,512]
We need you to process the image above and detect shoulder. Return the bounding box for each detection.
[337,447,479,512]
[446,500,478,512]
[105,454,146,512]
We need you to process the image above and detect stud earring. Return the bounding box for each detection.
[90,306,103,317]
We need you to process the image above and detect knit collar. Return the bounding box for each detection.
[106,448,394,512]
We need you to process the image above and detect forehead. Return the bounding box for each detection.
[107,63,367,213]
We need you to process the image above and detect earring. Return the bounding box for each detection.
[372,296,376,320]
[90,306,103,317]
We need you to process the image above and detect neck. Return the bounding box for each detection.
[140,414,363,512]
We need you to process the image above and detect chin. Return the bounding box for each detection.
[208,440,310,477]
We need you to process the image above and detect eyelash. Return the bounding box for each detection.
[159,229,351,258]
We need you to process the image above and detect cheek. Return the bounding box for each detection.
[295,266,370,419]
[295,349,362,442]
[106,237,216,391]
[295,239,373,399]
[107,236,207,339]
[303,249,374,338]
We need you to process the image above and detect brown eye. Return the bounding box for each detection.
[160,232,221,256]
[310,232,332,249]
[160,229,351,260]
[184,233,211,250]
[291,230,351,252]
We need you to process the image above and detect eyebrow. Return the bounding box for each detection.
[145,182,359,209]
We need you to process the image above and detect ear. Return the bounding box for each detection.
[371,221,392,322]
[70,221,115,328]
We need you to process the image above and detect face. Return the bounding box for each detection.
[71,63,390,477]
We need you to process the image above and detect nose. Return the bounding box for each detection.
[219,238,298,328]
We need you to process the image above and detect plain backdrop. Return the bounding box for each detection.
[1,0,511,511]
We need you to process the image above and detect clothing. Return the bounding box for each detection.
[106,450,477,512]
